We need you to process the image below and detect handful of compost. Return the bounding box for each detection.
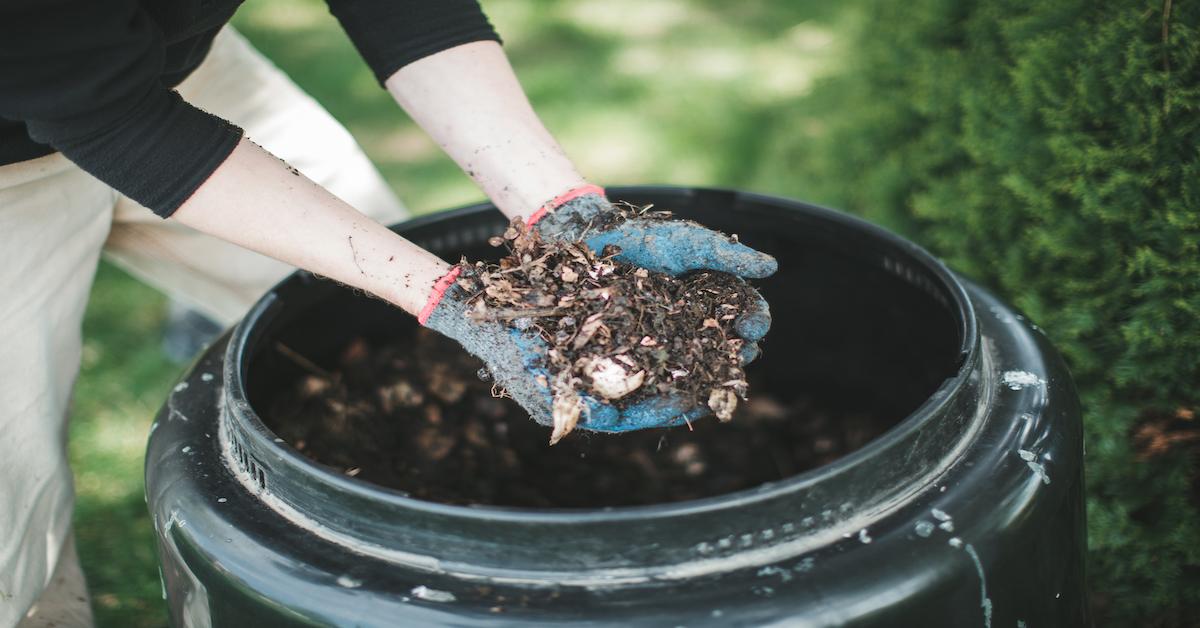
[422,201,773,444]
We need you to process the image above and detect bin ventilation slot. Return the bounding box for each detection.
[230,434,267,492]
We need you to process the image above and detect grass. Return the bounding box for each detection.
[72,263,174,627]
[70,1,851,625]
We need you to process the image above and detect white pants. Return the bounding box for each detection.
[1,27,407,627]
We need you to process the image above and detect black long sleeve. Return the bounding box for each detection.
[0,0,500,218]
[326,0,500,84]
[0,0,243,216]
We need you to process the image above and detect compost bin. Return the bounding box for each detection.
[145,187,1086,627]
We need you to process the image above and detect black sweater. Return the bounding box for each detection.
[0,0,498,217]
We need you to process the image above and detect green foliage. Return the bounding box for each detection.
[765,0,1200,623]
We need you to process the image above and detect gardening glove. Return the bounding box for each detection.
[420,267,701,437]
[529,184,774,366]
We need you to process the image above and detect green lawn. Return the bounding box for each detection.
[71,2,851,625]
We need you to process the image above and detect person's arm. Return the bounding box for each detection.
[172,138,450,315]
[0,0,242,217]
[384,41,587,221]
[324,0,584,221]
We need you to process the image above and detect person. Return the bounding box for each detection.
[0,1,776,625]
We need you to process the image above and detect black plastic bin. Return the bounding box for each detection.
[146,187,1087,626]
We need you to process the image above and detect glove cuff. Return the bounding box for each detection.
[418,266,463,326]
[526,184,607,228]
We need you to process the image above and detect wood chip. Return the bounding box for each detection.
[573,313,606,349]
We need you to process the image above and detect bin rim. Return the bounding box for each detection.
[221,185,980,525]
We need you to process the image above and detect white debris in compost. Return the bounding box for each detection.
[914,521,935,537]
[858,528,872,544]
[411,585,456,603]
[1001,370,1044,390]
[549,373,583,445]
[336,575,362,589]
[200,372,214,382]
[580,356,645,400]
[931,508,952,522]
[173,382,189,393]
[708,389,739,421]
[939,520,955,533]
[1017,449,1037,461]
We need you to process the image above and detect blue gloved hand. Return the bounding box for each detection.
[520,186,776,431]
[422,263,752,439]
[530,186,778,279]
[530,186,775,363]
[423,267,659,442]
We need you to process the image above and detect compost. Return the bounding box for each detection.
[457,215,754,443]
[266,329,885,508]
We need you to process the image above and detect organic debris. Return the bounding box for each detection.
[1133,406,1199,461]
[266,330,887,508]
[1131,406,1200,511]
[456,215,755,443]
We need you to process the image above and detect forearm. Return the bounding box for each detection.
[172,138,450,315]
[385,41,588,221]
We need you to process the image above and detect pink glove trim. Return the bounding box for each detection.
[526,184,607,227]
[418,266,462,325]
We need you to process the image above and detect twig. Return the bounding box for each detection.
[275,342,333,379]
[470,306,566,321]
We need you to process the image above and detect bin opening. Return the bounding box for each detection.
[242,195,965,508]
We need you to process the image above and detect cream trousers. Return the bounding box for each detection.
[1,27,407,627]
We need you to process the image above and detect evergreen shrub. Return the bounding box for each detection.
[758,0,1200,623]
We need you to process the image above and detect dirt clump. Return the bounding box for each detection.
[455,211,755,442]
[265,330,886,508]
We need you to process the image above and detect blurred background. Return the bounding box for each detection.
[71,0,1198,626]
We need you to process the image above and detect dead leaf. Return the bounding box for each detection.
[550,380,582,445]
[573,313,606,349]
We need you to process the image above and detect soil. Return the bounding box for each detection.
[265,330,886,508]
[456,215,754,442]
